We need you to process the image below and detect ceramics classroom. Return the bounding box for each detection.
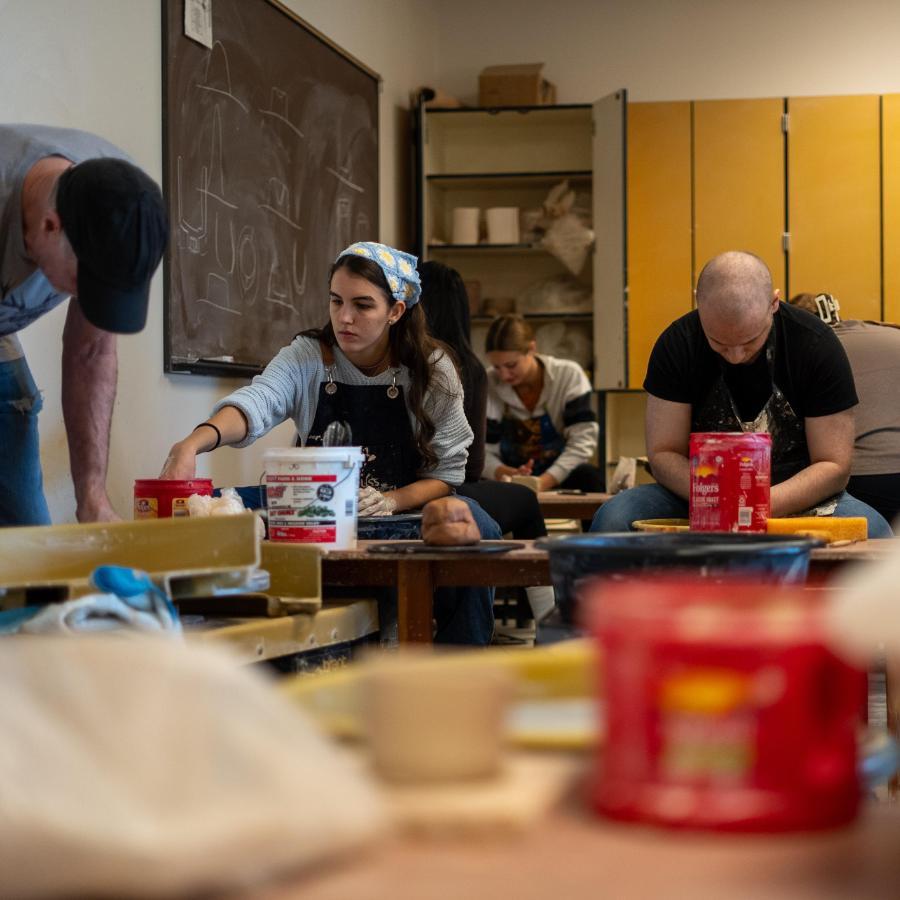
[4,0,900,896]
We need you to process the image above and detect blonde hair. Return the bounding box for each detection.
[484,314,534,354]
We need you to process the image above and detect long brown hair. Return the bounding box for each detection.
[302,253,448,472]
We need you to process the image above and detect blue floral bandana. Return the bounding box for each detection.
[336,242,421,306]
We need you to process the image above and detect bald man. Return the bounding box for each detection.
[1,124,168,526]
[591,251,892,536]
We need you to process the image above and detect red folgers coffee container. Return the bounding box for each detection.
[133,479,213,518]
[690,432,771,532]
[588,578,864,832]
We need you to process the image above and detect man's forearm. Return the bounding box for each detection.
[61,326,118,520]
[769,461,849,517]
[648,450,691,500]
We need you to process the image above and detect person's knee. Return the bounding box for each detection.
[590,493,636,532]
[457,496,502,540]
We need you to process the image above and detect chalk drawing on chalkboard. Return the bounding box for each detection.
[214,214,236,274]
[326,164,364,194]
[260,88,305,139]
[259,177,302,232]
[176,155,208,255]
[199,106,237,211]
[292,243,308,297]
[238,226,259,303]
[198,272,241,316]
[196,40,248,112]
[265,246,294,311]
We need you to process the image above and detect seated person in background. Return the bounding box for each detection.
[419,262,555,620]
[161,241,499,645]
[788,292,900,525]
[483,314,604,493]
[591,251,892,537]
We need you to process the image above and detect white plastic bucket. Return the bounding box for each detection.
[263,447,364,549]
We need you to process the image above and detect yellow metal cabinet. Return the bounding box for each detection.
[626,101,692,388]
[693,98,786,299]
[883,94,900,323]
[787,95,881,320]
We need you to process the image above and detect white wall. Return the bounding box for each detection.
[2,0,436,522]
[433,0,900,103]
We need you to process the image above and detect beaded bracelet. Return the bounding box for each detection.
[193,422,222,451]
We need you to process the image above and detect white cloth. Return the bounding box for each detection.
[0,636,384,897]
[20,591,179,635]
[215,337,472,486]
[484,353,598,484]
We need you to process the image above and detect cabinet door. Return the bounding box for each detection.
[884,94,900,323]
[694,98,786,299]
[626,101,692,389]
[787,95,881,320]
[593,90,627,389]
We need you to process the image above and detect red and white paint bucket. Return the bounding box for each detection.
[689,432,771,532]
[263,447,364,548]
[133,479,213,518]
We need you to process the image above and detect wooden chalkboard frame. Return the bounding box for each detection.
[161,0,381,378]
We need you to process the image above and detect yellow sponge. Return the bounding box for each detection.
[766,516,867,543]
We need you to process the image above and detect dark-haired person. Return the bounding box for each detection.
[484,314,603,493]
[419,261,556,621]
[0,124,168,525]
[162,242,499,645]
[788,292,900,525]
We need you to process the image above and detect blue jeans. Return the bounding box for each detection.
[0,355,50,526]
[362,495,499,646]
[591,482,894,538]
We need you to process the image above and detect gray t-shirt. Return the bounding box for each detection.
[834,320,900,476]
[0,124,129,358]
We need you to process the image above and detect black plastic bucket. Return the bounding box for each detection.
[536,532,822,625]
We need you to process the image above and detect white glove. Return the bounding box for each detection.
[358,486,397,517]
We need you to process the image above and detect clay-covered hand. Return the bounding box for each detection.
[421,496,481,546]
[358,486,397,517]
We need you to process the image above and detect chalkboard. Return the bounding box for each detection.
[162,0,380,376]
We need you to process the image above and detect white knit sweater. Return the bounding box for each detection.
[214,336,472,486]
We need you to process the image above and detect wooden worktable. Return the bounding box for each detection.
[248,799,900,900]
[322,541,551,643]
[320,538,898,644]
[537,491,611,521]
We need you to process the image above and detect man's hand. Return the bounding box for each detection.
[422,496,481,546]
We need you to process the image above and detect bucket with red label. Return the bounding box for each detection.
[587,577,865,831]
[263,447,364,548]
[133,479,213,519]
[689,432,771,532]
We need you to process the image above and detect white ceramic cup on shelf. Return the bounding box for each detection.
[485,207,520,244]
[451,207,480,245]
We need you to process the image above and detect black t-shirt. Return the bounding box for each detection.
[643,302,858,421]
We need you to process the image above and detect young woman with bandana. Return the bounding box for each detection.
[162,242,500,645]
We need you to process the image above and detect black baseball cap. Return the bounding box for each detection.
[56,158,169,334]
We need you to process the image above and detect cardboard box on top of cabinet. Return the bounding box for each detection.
[478,63,557,107]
